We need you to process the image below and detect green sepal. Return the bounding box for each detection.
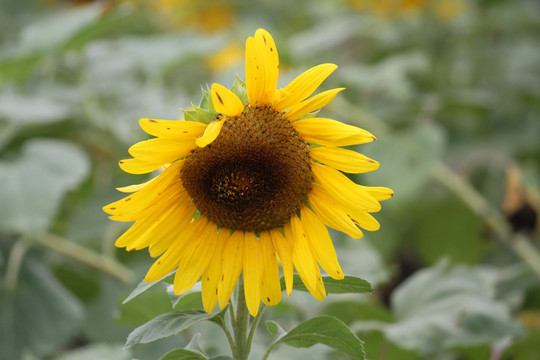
[182,87,217,124]
[230,76,248,104]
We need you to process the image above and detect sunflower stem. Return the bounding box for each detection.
[233,277,251,360]
[246,304,266,358]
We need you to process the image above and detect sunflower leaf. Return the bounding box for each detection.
[124,310,216,348]
[266,320,287,338]
[280,274,372,294]
[271,316,366,359]
[123,273,174,304]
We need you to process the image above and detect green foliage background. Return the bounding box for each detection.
[1,0,539,359]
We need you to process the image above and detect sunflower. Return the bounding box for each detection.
[104,29,392,316]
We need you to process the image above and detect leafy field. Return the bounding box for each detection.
[1,0,539,359]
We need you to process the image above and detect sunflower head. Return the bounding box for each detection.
[104,29,392,316]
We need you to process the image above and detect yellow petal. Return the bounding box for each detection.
[139,118,206,140]
[254,29,279,102]
[300,207,344,280]
[361,186,394,201]
[243,231,262,316]
[173,220,218,295]
[128,138,196,163]
[196,119,225,148]
[146,203,197,257]
[269,229,294,296]
[219,231,243,308]
[259,231,282,306]
[285,88,344,121]
[115,189,190,249]
[144,217,206,282]
[311,162,381,212]
[211,83,244,117]
[273,64,338,111]
[116,177,157,193]
[309,146,380,174]
[245,36,266,107]
[284,215,316,292]
[202,230,229,313]
[118,157,165,175]
[308,183,363,239]
[286,215,326,301]
[104,161,184,217]
[347,210,380,232]
[293,118,376,146]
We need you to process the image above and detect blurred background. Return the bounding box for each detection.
[1,0,539,359]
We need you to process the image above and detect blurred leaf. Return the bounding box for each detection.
[383,260,524,355]
[53,343,131,360]
[0,256,84,359]
[0,89,72,125]
[363,122,446,200]
[0,139,90,235]
[159,348,207,360]
[357,330,421,360]
[280,275,372,294]
[84,33,224,80]
[271,316,366,359]
[322,301,394,325]
[502,328,540,360]
[18,3,103,53]
[413,198,486,265]
[124,310,218,348]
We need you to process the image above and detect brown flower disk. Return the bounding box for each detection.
[181,106,313,232]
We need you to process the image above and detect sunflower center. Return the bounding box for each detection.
[181,105,313,232]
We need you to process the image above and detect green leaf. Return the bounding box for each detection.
[0,140,89,235]
[266,320,287,338]
[0,255,84,359]
[273,316,366,359]
[123,274,173,304]
[159,348,207,360]
[124,310,217,348]
[280,275,372,294]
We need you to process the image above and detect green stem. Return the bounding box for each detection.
[261,342,276,360]
[431,163,540,279]
[4,240,29,292]
[36,233,134,283]
[233,278,251,360]
[216,317,239,360]
[246,304,266,358]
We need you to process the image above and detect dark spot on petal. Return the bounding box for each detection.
[216,92,224,105]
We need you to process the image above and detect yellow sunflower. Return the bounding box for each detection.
[104,29,392,316]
